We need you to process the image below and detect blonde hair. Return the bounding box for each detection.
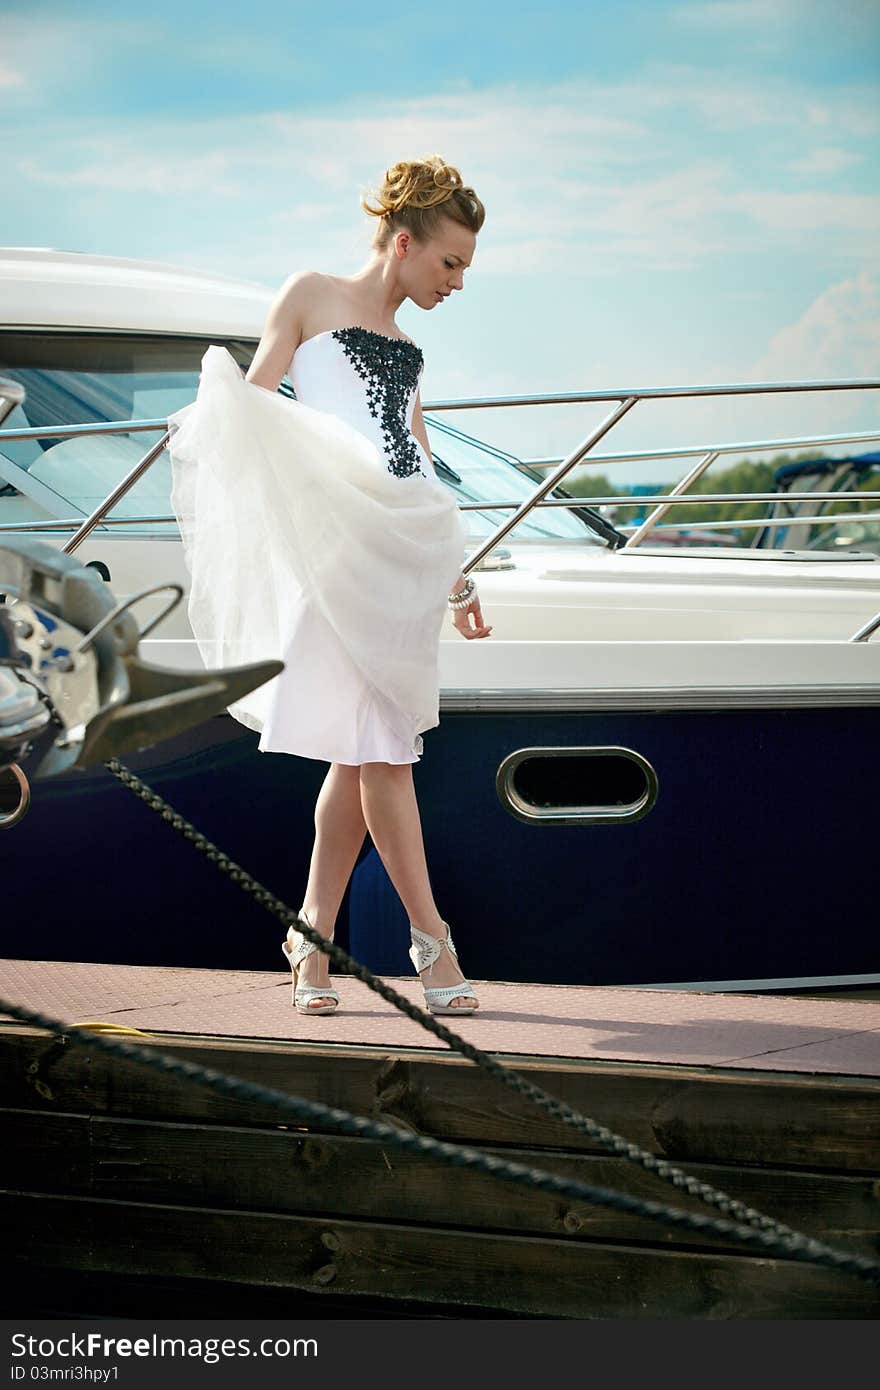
[362,155,485,251]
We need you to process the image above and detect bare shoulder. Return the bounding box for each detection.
[273,268,326,316]
[246,271,328,391]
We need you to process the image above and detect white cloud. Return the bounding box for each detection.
[16,149,244,197]
[15,67,877,282]
[752,271,880,382]
[671,0,799,26]
[688,273,880,451]
[727,189,880,247]
[0,66,26,89]
[788,147,864,179]
[1,13,160,101]
[4,56,878,470]
[614,69,879,137]
[552,272,880,479]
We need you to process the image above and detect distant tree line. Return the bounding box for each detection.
[564,451,879,545]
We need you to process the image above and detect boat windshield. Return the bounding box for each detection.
[757,454,880,556]
[0,333,254,528]
[0,332,600,544]
[421,418,600,544]
[810,516,880,554]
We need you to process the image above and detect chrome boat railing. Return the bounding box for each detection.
[1,376,878,563]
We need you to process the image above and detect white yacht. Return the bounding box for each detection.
[2,247,878,993]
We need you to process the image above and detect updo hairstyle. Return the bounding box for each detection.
[362,155,485,251]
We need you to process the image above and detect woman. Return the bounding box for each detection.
[168,156,488,1016]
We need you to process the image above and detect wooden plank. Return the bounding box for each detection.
[2,1110,878,1260]
[2,1189,877,1319]
[4,1266,495,1321]
[1,1028,878,1170]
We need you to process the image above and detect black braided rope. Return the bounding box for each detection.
[61,753,871,1288]
[2,994,879,1290]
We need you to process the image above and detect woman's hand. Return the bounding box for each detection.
[451,592,492,640]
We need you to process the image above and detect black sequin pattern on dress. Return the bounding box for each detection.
[331,326,426,478]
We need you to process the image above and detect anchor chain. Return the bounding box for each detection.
[17,749,864,1290]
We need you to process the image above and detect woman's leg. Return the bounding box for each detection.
[359,761,478,1007]
[296,762,367,1007]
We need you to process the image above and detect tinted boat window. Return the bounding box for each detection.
[424,420,600,545]
[0,332,597,544]
[0,332,254,452]
[0,333,256,529]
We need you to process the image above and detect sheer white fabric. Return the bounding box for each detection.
[166,339,466,764]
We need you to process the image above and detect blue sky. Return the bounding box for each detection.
[3,0,879,482]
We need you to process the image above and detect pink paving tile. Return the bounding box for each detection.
[1,959,878,1076]
[736,1027,880,1076]
[0,958,279,1023]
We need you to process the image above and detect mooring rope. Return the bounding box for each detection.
[2,993,878,1290]
[2,750,877,1292]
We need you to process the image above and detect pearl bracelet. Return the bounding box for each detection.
[448,576,476,610]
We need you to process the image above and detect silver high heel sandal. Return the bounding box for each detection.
[409,922,478,1015]
[282,909,340,1015]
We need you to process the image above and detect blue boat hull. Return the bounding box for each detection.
[5,702,876,987]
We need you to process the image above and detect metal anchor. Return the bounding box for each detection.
[0,535,282,779]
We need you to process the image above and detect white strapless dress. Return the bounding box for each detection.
[166,328,467,764]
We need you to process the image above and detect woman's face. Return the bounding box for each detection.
[396,216,476,311]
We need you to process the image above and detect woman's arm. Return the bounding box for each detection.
[245,270,322,392]
[412,394,463,595]
[410,391,432,470]
[412,391,492,639]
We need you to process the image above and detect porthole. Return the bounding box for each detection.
[0,762,30,828]
[496,746,658,826]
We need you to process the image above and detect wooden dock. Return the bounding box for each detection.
[1,958,878,1319]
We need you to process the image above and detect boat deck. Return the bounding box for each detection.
[1,958,879,1319]
[2,958,880,1072]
